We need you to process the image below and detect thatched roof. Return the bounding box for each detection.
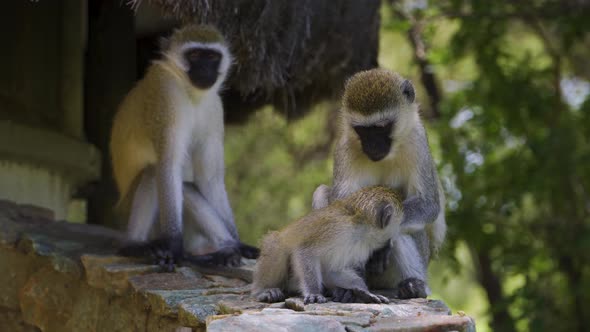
[130,0,380,121]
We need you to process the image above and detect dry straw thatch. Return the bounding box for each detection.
[130,0,380,121]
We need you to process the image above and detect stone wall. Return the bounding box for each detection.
[0,200,475,332]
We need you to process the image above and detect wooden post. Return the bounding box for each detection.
[84,0,136,227]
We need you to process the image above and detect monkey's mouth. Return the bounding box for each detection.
[188,66,219,89]
[360,139,392,161]
[353,123,393,162]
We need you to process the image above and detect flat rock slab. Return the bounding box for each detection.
[0,200,476,331]
[371,315,476,332]
[208,311,347,332]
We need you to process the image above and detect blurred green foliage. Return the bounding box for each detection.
[226,1,590,331]
[225,106,334,245]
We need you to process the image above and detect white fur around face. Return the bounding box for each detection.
[343,103,420,164]
[163,41,233,93]
[346,109,397,127]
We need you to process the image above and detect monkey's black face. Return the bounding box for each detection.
[353,121,394,162]
[184,48,222,89]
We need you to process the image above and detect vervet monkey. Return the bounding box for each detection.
[253,186,403,304]
[312,69,446,299]
[110,25,258,270]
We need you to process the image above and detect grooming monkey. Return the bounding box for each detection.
[312,69,446,299]
[253,186,403,304]
[110,25,258,270]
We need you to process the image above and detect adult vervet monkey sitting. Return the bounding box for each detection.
[110,24,258,271]
[312,68,446,299]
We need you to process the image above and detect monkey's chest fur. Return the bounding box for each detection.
[350,158,417,198]
[341,137,420,199]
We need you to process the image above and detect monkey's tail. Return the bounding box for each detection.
[252,231,290,295]
[428,212,447,256]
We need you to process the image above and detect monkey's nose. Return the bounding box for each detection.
[362,145,390,161]
[361,138,391,162]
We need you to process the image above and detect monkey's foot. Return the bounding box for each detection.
[331,288,389,304]
[352,288,390,304]
[184,246,242,267]
[397,277,429,299]
[118,239,182,272]
[366,243,392,274]
[256,288,285,303]
[304,294,327,304]
[239,242,260,259]
[331,288,355,303]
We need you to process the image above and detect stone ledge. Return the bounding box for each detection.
[0,201,476,331]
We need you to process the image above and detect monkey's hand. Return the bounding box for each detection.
[118,238,183,272]
[396,277,429,299]
[184,246,242,267]
[256,288,285,303]
[366,241,392,274]
[239,242,260,259]
[303,294,327,304]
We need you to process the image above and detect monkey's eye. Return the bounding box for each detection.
[187,50,201,61]
[206,52,221,60]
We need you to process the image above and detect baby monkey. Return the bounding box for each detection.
[252,186,403,304]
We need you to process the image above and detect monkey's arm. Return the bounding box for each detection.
[155,129,186,260]
[312,184,331,210]
[366,173,439,274]
[399,127,442,233]
[400,162,441,233]
[120,138,185,271]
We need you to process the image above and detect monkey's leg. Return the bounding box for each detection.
[292,249,326,304]
[125,166,158,242]
[191,136,239,241]
[182,183,242,267]
[312,184,331,210]
[191,136,259,261]
[326,269,389,304]
[184,184,259,264]
[368,234,430,299]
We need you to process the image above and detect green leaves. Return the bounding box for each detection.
[382,1,590,330]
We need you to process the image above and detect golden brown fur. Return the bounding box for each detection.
[343,69,409,115]
[253,186,403,304]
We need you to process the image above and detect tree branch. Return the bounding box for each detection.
[471,247,517,332]
[390,6,442,120]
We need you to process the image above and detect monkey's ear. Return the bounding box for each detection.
[378,203,394,229]
[401,80,415,103]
